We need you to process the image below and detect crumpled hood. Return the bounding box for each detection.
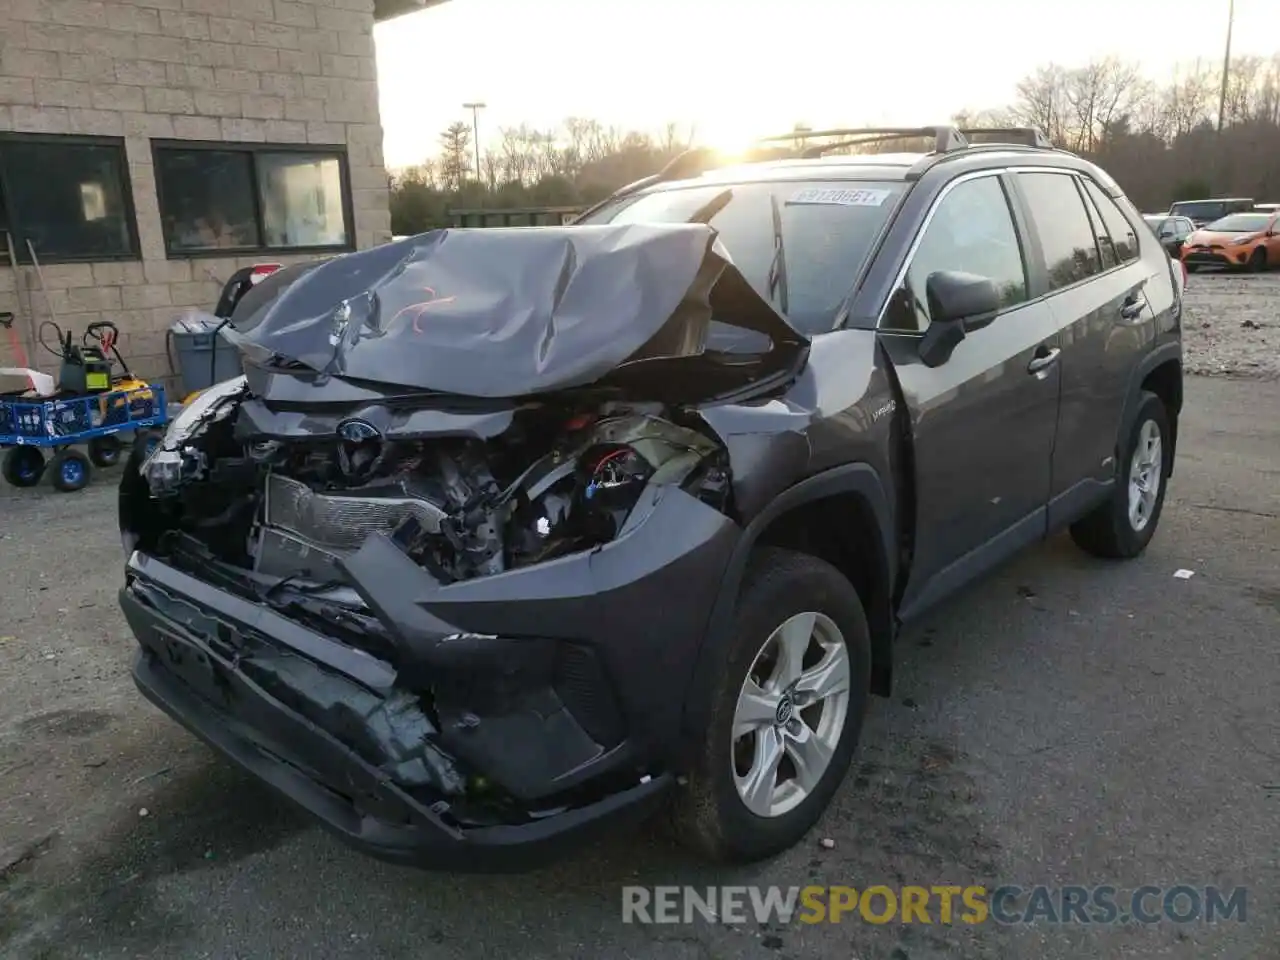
[225,223,808,404]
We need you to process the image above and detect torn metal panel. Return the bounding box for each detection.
[223,224,807,403]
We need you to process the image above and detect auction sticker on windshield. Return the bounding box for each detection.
[788,187,892,206]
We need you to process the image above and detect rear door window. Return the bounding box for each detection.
[1016,172,1103,291]
[1077,180,1118,269]
[1082,180,1139,263]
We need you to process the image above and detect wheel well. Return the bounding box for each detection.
[754,493,894,697]
[1141,359,1182,470]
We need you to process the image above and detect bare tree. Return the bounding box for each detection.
[499,125,534,185]
[1011,64,1076,145]
[1064,57,1143,151]
[1164,60,1216,137]
[438,121,471,191]
[481,149,500,192]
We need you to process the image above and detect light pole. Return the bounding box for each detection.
[1210,0,1235,191]
[462,101,485,188]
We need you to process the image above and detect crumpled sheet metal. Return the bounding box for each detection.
[226,223,800,399]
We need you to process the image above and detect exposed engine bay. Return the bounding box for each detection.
[133,382,732,589]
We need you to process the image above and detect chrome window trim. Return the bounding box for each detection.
[875,167,1017,333]
[875,164,1132,333]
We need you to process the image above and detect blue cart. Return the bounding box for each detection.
[1,380,168,492]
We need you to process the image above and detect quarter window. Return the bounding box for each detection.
[1017,172,1104,291]
[1083,179,1139,263]
[1077,180,1118,269]
[154,142,352,257]
[0,134,138,263]
[885,175,1028,332]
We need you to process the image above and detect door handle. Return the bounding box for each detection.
[1027,346,1060,374]
[1120,294,1147,320]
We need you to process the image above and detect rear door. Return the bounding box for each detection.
[878,171,1062,617]
[1009,171,1157,528]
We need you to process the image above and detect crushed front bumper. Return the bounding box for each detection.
[120,485,738,869]
[122,562,672,871]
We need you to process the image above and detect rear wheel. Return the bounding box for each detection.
[672,547,872,863]
[49,449,92,493]
[2,447,46,488]
[88,435,123,468]
[1070,391,1170,559]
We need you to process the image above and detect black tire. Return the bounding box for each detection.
[671,547,872,863]
[49,449,92,493]
[2,446,45,488]
[1248,247,1267,272]
[88,435,123,468]
[1070,391,1171,559]
[1185,263,1200,273]
[133,428,163,460]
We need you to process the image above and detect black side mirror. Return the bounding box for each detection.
[918,270,1001,367]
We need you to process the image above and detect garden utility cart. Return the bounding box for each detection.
[1,318,168,493]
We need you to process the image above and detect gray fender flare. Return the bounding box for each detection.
[678,462,895,751]
[1117,341,1182,471]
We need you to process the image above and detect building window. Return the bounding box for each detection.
[0,134,138,263]
[153,141,354,257]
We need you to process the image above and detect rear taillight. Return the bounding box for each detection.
[250,263,283,285]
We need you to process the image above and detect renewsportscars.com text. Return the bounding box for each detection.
[621,884,1247,926]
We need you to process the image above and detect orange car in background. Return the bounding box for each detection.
[1180,209,1280,272]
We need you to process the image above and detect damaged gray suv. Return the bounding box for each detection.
[119,126,1184,870]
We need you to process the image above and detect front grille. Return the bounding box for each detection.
[263,474,445,553]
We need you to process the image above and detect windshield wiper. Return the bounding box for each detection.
[767,192,789,315]
[688,188,733,224]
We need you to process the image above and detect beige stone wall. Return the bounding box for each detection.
[0,0,391,393]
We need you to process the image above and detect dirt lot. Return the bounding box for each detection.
[1,273,1277,960]
[1181,270,1280,379]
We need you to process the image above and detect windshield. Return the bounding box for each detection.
[1204,213,1271,233]
[579,180,906,335]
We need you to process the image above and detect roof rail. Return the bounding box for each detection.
[957,127,1054,148]
[758,126,969,156]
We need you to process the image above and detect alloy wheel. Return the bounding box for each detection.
[731,611,851,818]
[1127,419,1163,532]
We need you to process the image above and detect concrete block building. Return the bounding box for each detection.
[0,0,445,390]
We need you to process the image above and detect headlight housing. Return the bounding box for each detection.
[141,375,247,493]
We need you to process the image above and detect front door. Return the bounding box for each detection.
[879,172,1062,621]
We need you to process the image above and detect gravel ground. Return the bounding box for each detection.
[1181,270,1279,379]
[0,368,1277,954]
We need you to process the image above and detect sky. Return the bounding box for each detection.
[373,0,1280,169]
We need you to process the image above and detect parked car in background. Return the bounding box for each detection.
[1180,209,1279,272]
[1168,197,1255,227]
[1143,214,1195,258]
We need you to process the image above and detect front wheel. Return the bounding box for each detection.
[1070,391,1171,559]
[672,547,872,863]
[1248,247,1267,272]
